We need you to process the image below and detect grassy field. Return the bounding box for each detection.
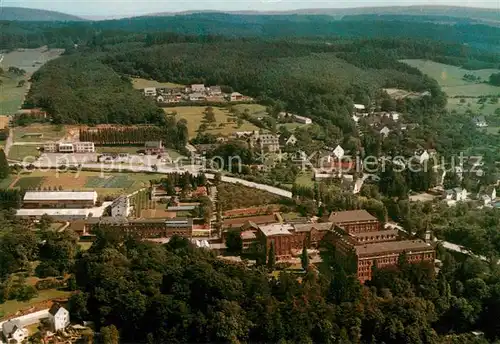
[295,171,315,187]
[401,59,500,97]
[447,97,500,116]
[232,104,268,115]
[11,170,165,197]
[0,47,64,116]
[13,124,69,143]
[8,145,40,161]
[132,78,184,90]
[0,289,72,318]
[165,106,260,139]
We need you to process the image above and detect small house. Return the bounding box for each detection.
[2,319,28,343]
[444,187,467,202]
[191,84,206,93]
[474,116,488,128]
[380,126,391,138]
[48,304,70,332]
[189,93,206,102]
[143,87,157,97]
[208,86,222,95]
[144,141,165,155]
[230,92,243,102]
[285,134,298,146]
[353,104,366,112]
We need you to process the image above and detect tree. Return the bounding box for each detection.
[489,73,500,86]
[17,80,26,87]
[301,243,309,271]
[225,230,243,254]
[0,149,10,180]
[101,325,120,344]
[267,241,276,270]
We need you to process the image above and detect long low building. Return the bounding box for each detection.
[15,202,111,221]
[86,217,194,238]
[23,191,98,209]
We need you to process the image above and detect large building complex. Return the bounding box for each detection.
[231,209,435,283]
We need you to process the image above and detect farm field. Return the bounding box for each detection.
[0,47,64,115]
[132,78,184,90]
[8,145,40,161]
[402,59,500,97]
[164,106,260,139]
[12,124,69,143]
[9,170,166,197]
[0,289,71,318]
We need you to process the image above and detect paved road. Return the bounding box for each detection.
[11,161,294,199]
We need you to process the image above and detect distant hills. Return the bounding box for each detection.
[146,5,500,25]
[0,7,84,21]
[0,5,499,26]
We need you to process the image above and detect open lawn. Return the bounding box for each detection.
[0,47,64,116]
[295,171,315,187]
[447,97,500,116]
[165,106,260,139]
[401,59,500,97]
[12,170,165,197]
[232,104,268,115]
[132,78,184,90]
[13,124,68,143]
[0,289,71,318]
[8,145,40,161]
[0,74,27,115]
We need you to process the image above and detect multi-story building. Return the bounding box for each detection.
[144,141,165,155]
[22,191,98,209]
[328,210,380,234]
[43,142,95,153]
[111,195,131,218]
[249,132,280,153]
[257,223,295,260]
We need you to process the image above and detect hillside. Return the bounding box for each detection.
[0,7,83,21]
[147,6,500,25]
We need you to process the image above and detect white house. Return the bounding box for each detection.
[285,134,298,146]
[417,150,430,164]
[352,114,360,123]
[478,186,496,206]
[191,84,206,93]
[48,304,70,332]
[111,195,131,218]
[445,187,467,202]
[354,104,366,112]
[143,87,157,97]
[474,116,488,128]
[2,319,28,343]
[294,115,313,125]
[157,95,165,102]
[380,126,391,138]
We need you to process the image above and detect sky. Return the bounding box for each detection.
[2,0,499,17]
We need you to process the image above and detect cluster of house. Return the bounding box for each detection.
[222,209,435,283]
[142,84,251,104]
[1,304,69,343]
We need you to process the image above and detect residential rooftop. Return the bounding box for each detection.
[293,222,333,232]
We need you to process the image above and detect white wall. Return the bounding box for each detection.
[0,309,50,329]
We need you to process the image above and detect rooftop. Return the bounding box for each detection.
[350,229,399,238]
[355,239,433,257]
[293,222,333,232]
[259,223,293,236]
[17,202,111,218]
[328,210,377,224]
[24,191,97,202]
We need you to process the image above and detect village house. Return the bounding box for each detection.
[2,319,29,343]
[353,104,366,113]
[474,116,488,128]
[208,85,222,95]
[48,304,70,332]
[189,92,207,102]
[444,187,467,202]
[144,141,165,155]
[478,186,497,206]
[229,92,244,102]
[379,126,391,138]
[190,84,206,93]
[143,87,157,97]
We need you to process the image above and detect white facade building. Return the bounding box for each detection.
[48,305,70,332]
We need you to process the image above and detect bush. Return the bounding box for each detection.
[35,261,60,278]
[16,284,38,302]
[35,278,64,290]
